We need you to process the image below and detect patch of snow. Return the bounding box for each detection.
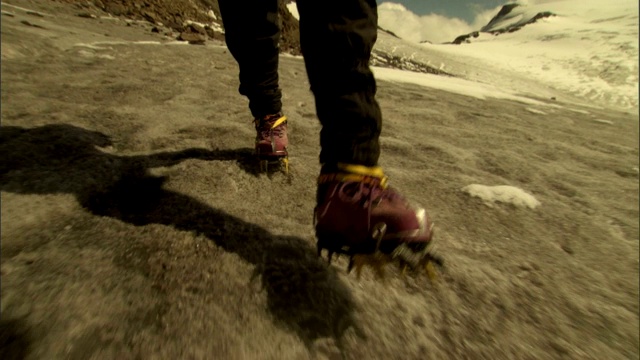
[525,107,547,115]
[1,2,51,16]
[77,50,115,60]
[286,2,299,21]
[372,66,547,105]
[74,43,113,50]
[74,41,191,47]
[565,108,591,114]
[184,20,206,28]
[462,184,541,209]
[593,119,614,125]
[98,16,120,21]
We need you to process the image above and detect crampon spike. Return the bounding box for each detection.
[425,261,438,283]
[401,263,408,277]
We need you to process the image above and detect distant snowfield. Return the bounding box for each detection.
[374,0,639,113]
[372,66,549,106]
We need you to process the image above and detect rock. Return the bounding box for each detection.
[105,3,126,16]
[143,10,158,24]
[178,31,206,44]
[93,0,105,10]
[77,12,97,19]
[451,31,479,45]
[412,315,426,328]
[26,11,45,17]
[187,22,205,35]
[204,25,225,42]
[204,25,215,38]
[20,20,46,29]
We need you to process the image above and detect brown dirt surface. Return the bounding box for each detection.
[1,1,639,360]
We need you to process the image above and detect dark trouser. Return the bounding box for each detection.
[219,0,381,167]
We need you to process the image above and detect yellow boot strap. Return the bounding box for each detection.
[318,163,388,188]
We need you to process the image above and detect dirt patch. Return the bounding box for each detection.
[1,1,638,359]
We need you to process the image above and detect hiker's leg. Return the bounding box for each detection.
[296,0,381,167]
[219,0,282,118]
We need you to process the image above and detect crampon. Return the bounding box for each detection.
[319,223,444,283]
[314,164,444,282]
[254,113,289,174]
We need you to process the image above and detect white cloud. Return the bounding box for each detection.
[378,2,502,43]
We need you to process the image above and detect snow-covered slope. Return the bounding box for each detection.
[376,0,639,112]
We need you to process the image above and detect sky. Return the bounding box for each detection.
[376,1,508,43]
[377,0,507,23]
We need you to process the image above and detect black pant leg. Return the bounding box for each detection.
[219,0,282,118]
[297,0,381,167]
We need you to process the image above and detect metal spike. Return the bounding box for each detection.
[425,261,438,282]
[347,256,354,273]
[355,261,364,280]
[373,262,386,279]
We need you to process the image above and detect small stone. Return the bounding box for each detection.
[188,23,206,35]
[178,32,206,44]
[204,26,216,38]
[20,20,45,29]
[77,12,97,19]
[561,244,574,254]
[105,4,126,16]
[412,315,425,328]
[26,11,45,17]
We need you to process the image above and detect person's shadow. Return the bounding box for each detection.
[0,124,364,358]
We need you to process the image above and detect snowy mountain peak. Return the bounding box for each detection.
[376,0,639,111]
[479,3,554,34]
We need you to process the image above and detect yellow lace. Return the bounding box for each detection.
[270,116,287,129]
[318,163,388,188]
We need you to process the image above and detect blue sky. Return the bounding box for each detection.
[377,0,507,23]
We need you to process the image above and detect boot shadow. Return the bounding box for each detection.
[0,124,362,357]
